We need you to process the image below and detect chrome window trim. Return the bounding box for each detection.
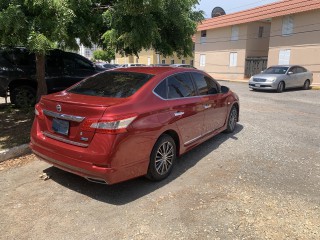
[42,131,89,147]
[152,71,222,101]
[43,110,85,123]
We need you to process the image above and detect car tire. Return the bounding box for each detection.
[146,134,177,181]
[10,85,36,108]
[303,80,310,90]
[276,81,285,93]
[224,106,238,133]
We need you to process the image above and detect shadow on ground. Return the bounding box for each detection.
[44,124,244,205]
[0,103,34,150]
[250,87,309,94]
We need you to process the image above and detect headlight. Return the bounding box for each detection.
[267,77,277,82]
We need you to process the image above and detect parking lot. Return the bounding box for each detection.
[1,82,319,239]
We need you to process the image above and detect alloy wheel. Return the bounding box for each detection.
[155,141,174,175]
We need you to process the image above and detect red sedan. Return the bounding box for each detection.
[30,67,239,184]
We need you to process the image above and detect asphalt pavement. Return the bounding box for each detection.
[0,82,319,239]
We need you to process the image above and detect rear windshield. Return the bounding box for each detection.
[68,71,154,98]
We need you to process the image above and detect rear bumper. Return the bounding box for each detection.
[30,127,152,185]
[30,141,117,184]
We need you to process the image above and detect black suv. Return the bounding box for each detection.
[0,48,102,107]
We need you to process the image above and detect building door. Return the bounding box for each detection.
[245,57,268,78]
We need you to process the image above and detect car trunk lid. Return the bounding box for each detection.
[37,92,128,146]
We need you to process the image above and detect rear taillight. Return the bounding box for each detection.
[35,104,44,120]
[81,115,137,134]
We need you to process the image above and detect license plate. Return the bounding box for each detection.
[255,84,261,87]
[52,118,69,136]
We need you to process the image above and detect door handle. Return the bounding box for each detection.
[174,111,185,117]
[203,104,212,109]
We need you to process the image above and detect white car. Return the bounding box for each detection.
[249,65,313,93]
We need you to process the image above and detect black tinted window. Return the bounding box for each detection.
[154,80,167,99]
[192,73,219,95]
[168,73,196,99]
[63,57,93,70]
[69,71,154,98]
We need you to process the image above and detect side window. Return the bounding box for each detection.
[192,73,219,95]
[46,55,62,70]
[168,73,196,99]
[291,67,298,74]
[297,67,306,73]
[63,58,76,71]
[8,51,35,67]
[154,79,167,99]
[74,57,93,70]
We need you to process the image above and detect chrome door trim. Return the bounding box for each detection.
[42,131,89,147]
[174,111,185,117]
[43,110,85,122]
[184,134,203,146]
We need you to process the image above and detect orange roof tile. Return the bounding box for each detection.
[198,0,320,31]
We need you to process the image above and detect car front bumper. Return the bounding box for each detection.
[249,81,277,90]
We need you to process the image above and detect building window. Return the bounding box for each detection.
[278,49,291,65]
[192,43,195,51]
[190,60,194,66]
[231,26,239,41]
[182,60,186,64]
[171,59,175,64]
[258,26,264,38]
[229,52,238,67]
[162,59,166,64]
[201,30,207,44]
[85,49,91,58]
[282,16,294,36]
[147,57,151,65]
[200,54,206,67]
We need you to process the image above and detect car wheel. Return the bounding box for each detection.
[10,85,36,108]
[303,80,310,90]
[146,134,176,181]
[276,81,285,93]
[225,106,238,133]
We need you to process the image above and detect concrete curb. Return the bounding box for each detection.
[0,144,31,163]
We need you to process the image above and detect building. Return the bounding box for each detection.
[115,49,194,66]
[78,44,100,60]
[195,0,320,86]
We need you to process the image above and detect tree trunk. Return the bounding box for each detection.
[35,53,47,102]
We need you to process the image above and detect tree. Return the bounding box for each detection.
[0,0,108,102]
[93,49,115,62]
[102,0,203,58]
[0,0,203,103]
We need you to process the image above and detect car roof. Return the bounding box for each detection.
[269,65,302,68]
[110,66,197,75]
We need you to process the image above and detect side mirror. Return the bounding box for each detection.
[288,71,294,75]
[221,86,229,94]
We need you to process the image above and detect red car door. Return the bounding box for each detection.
[165,73,205,145]
[191,73,228,134]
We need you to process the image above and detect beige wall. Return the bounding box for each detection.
[268,10,320,85]
[195,24,248,80]
[246,21,271,57]
[115,49,194,65]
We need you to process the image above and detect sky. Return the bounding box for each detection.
[197,0,280,18]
